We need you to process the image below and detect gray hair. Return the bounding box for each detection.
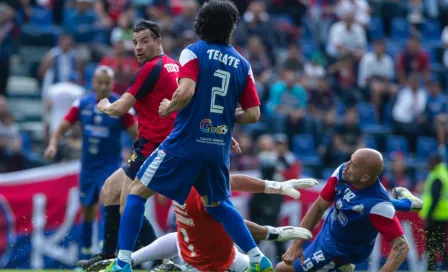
[95,65,115,79]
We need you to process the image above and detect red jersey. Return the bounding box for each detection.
[175,189,235,271]
[126,54,178,144]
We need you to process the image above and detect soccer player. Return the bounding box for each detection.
[44,66,137,260]
[277,148,412,272]
[104,1,274,271]
[90,175,317,272]
[79,20,179,267]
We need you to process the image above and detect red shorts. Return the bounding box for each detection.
[122,137,159,180]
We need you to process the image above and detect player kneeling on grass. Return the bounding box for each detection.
[87,175,318,272]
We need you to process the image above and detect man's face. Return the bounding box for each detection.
[133,29,159,65]
[373,42,385,55]
[250,2,264,19]
[93,72,113,98]
[342,153,365,184]
[345,109,358,126]
[60,36,72,51]
[407,39,420,54]
[283,70,296,86]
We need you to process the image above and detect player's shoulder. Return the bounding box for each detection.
[331,163,345,182]
[369,201,395,219]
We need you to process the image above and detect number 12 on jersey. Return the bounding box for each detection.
[210,69,230,114]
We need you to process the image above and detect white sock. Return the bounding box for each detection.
[132,232,179,265]
[117,250,133,266]
[247,247,263,263]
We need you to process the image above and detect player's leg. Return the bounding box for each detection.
[228,248,250,272]
[113,150,198,271]
[195,162,272,272]
[391,187,423,211]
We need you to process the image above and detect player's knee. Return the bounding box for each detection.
[101,177,121,206]
[275,262,294,272]
[82,205,96,221]
[129,178,154,199]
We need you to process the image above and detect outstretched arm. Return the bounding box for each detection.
[245,220,312,242]
[98,93,136,116]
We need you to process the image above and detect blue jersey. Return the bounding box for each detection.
[317,164,404,264]
[65,93,135,182]
[162,40,260,162]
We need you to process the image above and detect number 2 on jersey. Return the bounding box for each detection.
[179,227,197,257]
[210,69,230,114]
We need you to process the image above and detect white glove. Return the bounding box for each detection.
[264,178,318,199]
[265,226,313,241]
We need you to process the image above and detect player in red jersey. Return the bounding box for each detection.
[90,174,317,272]
[77,20,179,268]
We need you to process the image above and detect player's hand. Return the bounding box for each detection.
[44,145,57,160]
[282,240,305,266]
[281,178,319,199]
[231,137,241,154]
[266,226,312,242]
[97,98,111,113]
[159,98,171,117]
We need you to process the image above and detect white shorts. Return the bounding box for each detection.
[178,246,249,272]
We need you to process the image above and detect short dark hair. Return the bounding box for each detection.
[195,0,239,44]
[133,20,161,39]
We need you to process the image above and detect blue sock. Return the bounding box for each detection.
[82,220,93,256]
[391,199,412,212]
[117,194,146,267]
[205,198,257,253]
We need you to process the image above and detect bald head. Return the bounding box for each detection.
[93,65,114,99]
[355,148,384,179]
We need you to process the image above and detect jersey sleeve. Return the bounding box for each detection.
[320,164,343,202]
[178,47,199,82]
[63,99,80,124]
[369,202,404,242]
[126,57,163,100]
[121,112,136,129]
[239,66,260,110]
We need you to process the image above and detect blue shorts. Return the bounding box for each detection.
[136,148,230,205]
[294,233,349,272]
[79,166,117,205]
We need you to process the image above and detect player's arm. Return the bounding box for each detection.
[44,101,79,160]
[159,78,196,117]
[230,174,317,199]
[244,220,312,242]
[370,202,409,272]
[98,93,136,116]
[236,66,261,124]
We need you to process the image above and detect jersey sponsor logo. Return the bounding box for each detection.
[343,188,356,202]
[175,213,194,226]
[164,63,179,73]
[200,119,229,134]
[337,210,348,226]
[336,199,343,210]
[352,204,364,215]
[206,49,240,68]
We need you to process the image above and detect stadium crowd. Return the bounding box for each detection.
[2,0,448,194]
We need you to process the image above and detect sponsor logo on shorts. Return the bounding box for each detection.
[200,119,228,134]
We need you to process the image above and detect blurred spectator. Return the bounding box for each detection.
[39,33,81,95]
[269,0,308,27]
[278,43,304,73]
[328,55,360,105]
[442,25,448,68]
[308,77,336,140]
[234,1,279,62]
[330,107,362,165]
[382,152,414,191]
[64,0,112,62]
[257,134,275,153]
[0,96,25,172]
[99,0,131,23]
[272,133,301,180]
[171,0,198,37]
[266,64,307,138]
[358,39,396,116]
[392,74,427,147]
[43,73,84,139]
[420,153,448,271]
[100,41,139,95]
[420,81,445,138]
[407,0,424,35]
[396,36,431,86]
[244,35,272,78]
[0,3,16,96]
[110,10,135,52]
[230,132,258,171]
[303,51,326,90]
[142,4,171,30]
[161,31,181,61]
[335,0,371,27]
[327,8,367,61]
[308,0,337,47]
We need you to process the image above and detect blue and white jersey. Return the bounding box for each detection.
[162,40,260,163]
[64,93,135,183]
[318,163,404,264]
